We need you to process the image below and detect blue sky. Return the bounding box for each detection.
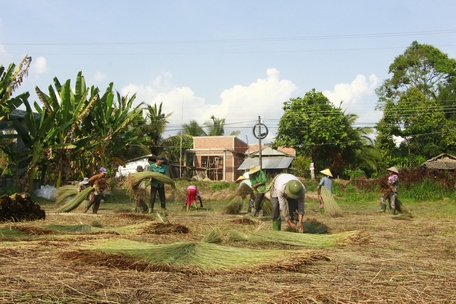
[2,0,456,144]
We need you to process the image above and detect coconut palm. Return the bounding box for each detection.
[204,115,225,136]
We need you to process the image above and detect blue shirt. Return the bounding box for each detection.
[318,176,333,194]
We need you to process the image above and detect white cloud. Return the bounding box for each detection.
[32,56,48,74]
[121,69,297,141]
[323,74,380,107]
[93,71,106,82]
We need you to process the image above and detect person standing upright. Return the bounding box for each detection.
[380,166,399,215]
[248,165,267,217]
[148,155,168,212]
[317,168,333,214]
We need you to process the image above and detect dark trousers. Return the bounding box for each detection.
[254,192,265,211]
[150,186,166,210]
[271,197,299,222]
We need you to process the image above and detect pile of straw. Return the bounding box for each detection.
[90,239,322,272]
[55,187,93,213]
[229,230,369,248]
[321,186,343,217]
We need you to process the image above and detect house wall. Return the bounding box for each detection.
[192,136,248,181]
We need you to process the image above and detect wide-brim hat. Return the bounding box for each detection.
[156,155,166,162]
[387,166,399,174]
[320,168,333,177]
[81,177,89,185]
[285,180,304,199]
[249,165,261,175]
[136,165,144,172]
[236,175,246,182]
[99,167,107,173]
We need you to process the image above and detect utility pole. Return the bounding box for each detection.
[258,116,262,169]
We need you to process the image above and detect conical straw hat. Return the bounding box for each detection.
[320,169,333,177]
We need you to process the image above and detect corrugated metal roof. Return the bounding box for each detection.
[238,157,294,170]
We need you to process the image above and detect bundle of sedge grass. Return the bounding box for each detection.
[90,238,318,272]
[125,172,175,194]
[236,183,253,199]
[228,229,369,248]
[321,186,343,217]
[223,196,245,214]
[55,187,93,213]
[54,185,79,206]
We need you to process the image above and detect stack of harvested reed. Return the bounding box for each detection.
[56,187,93,213]
[90,239,324,272]
[229,230,369,248]
[202,229,222,244]
[54,185,79,206]
[224,196,245,214]
[321,186,343,217]
[125,171,175,193]
[236,183,253,199]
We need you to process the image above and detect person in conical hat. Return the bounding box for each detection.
[317,168,333,214]
[269,173,306,232]
[380,166,399,214]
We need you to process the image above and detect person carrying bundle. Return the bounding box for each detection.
[269,173,306,232]
[317,168,333,214]
[148,155,168,212]
[380,166,399,215]
[85,167,108,214]
[248,165,267,217]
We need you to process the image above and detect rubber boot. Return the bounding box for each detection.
[380,204,386,213]
[272,220,281,231]
[392,208,397,215]
[319,208,325,215]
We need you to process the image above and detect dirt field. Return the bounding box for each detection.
[0,194,455,304]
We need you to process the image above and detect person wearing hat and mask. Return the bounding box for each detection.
[85,167,108,214]
[248,165,267,217]
[147,155,168,212]
[380,166,399,215]
[317,169,333,214]
[269,173,306,232]
[78,177,90,193]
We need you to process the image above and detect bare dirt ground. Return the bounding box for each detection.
[0,194,455,304]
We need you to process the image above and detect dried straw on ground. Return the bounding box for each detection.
[89,239,323,272]
[229,230,369,248]
[54,185,78,205]
[55,187,93,213]
[321,185,343,217]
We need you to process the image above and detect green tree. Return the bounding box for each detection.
[182,120,207,136]
[142,102,172,156]
[34,72,97,187]
[204,115,225,136]
[273,89,368,176]
[375,41,456,165]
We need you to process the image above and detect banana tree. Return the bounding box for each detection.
[34,72,97,187]
[85,84,144,172]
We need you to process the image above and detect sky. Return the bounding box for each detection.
[1,0,456,145]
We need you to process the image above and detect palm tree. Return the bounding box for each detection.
[204,115,225,136]
[182,120,207,136]
[142,102,172,155]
